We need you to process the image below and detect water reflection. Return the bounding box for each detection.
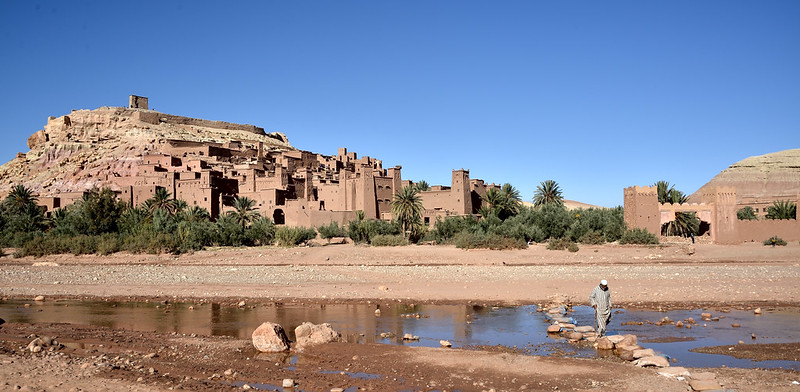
[1,299,798,369]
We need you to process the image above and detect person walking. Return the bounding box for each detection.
[590,279,612,337]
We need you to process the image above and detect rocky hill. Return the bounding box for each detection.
[0,105,293,197]
[688,148,800,203]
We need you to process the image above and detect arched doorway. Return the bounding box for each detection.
[273,209,285,225]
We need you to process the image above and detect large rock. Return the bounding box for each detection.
[606,335,625,344]
[547,324,561,333]
[27,130,48,149]
[633,348,656,359]
[294,322,340,349]
[634,355,670,368]
[251,322,291,352]
[566,331,583,340]
[618,334,638,347]
[574,326,595,333]
[596,337,614,350]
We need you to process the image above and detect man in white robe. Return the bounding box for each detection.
[590,279,612,337]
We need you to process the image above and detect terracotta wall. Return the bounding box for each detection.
[731,219,800,243]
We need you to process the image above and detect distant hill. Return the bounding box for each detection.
[688,148,800,204]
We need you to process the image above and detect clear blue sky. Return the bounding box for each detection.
[1,1,798,207]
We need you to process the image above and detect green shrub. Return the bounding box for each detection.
[546,237,571,250]
[619,228,659,245]
[178,220,218,252]
[454,232,527,250]
[347,218,401,244]
[318,221,347,239]
[246,217,276,246]
[766,200,797,220]
[737,206,758,221]
[96,233,121,256]
[567,242,579,252]
[370,234,409,247]
[275,226,317,247]
[579,230,605,245]
[763,236,787,246]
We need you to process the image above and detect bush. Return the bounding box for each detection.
[567,242,579,252]
[579,230,605,245]
[178,220,218,252]
[737,206,758,221]
[763,236,787,246]
[246,217,276,246]
[619,228,659,245]
[347,218,401,244]
[546,237,571,250]
[96,233,121,256]
[275,226,317,247]
[370,234,409,247]
[454,232,527,250]
[318,221,347,239]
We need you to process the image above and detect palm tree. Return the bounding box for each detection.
[391,185,424,239]
[737,206,758,221]
[182,206,211,223]
[413,180,430,192]
[500,183,522,217]
[533,180,564,207]
[144,188,178,215]
[654,181,673,204]
[653,181,687,205]
[766,200,797,220]
[228,196,260,229]
[5,184,38,212]
[662,211,700,237]
[482,188,504,212]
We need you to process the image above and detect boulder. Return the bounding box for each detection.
[596,337,614,350]
[547,324,561,333]
[606,335,625,344]
[700,312,712,318]
[439,340,452,347]
[688,379,722,391]
[618,334,638,347]
[558,323,576,330]
[618,350,635,361]
[635,355,670,368]
[27,130,48,149]
[251,322,290,352]
[754,307,762,315]
[566,332,583,340]
[633,348,655,359]
[574,326,594,333]
[294,322,340,348]
[34,296,45,302]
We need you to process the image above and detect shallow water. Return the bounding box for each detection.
[2,299,798,370]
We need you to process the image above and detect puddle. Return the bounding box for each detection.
[1,299,798,370]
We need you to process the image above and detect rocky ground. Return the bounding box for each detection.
[1,240,799,391]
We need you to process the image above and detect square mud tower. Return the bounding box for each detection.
[129,95,149,110]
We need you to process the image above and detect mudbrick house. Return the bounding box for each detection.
[3,96,499,227]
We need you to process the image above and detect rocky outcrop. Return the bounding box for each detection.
[1,105,294,197]
[688,149,800,204]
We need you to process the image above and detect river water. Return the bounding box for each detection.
[2,299,798,370]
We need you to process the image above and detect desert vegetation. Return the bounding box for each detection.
[0,180,652,256]
[654,181,700,238]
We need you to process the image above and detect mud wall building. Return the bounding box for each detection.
[624,185,800,244]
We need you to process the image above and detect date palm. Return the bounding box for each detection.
[413,180,430,192]
[5,184,38,212]
[144,188,178,215]
[182,206,211,223]
[228,196,260,229]
[533,180,563,208]
[391,185,424,239]
[766,200,797,220]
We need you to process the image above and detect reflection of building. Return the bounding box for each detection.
[624,185,799,244]
[30,96,498,227]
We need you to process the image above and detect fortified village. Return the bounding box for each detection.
[1,95,499,227]
[624,149,800,244]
